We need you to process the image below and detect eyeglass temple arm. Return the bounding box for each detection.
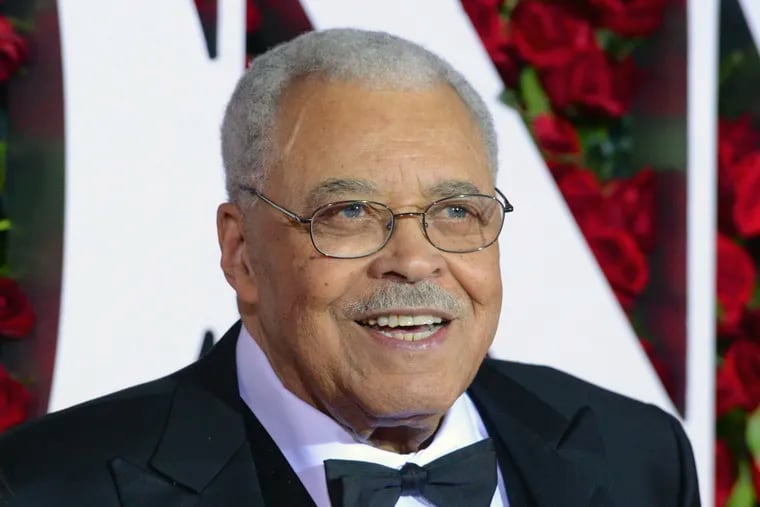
[238,185,312,224]
[495,188,514,213]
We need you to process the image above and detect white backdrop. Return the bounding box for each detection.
[52,0,731,501]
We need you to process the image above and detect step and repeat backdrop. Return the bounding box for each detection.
[4,0,760,502]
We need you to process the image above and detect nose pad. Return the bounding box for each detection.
[387,212,430,247]
[388,211,434,254]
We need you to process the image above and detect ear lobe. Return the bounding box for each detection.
[217,202,259,304]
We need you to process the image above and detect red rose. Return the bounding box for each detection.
[715,440,735,507]
[0,17,27,82]
[717,341,760,415]
[509,0,596,68]
[719,115,760,173]
[718,116,760,235]
[732,152,760,237]
[546,161,579,182]
[716,352,748,416]
[558,168,650,309]
[558,167,656,253]
[462,0,521,87]
[246,0,262,33]
[541,48,637,118]
[736,341,760,411]
[739,308,760,344]
[605,167,657,253]
[0,278,35,339]
[557,167,607,231]
[531,114,581,156]
[587,0,667,37]
[0,364,30,432]
[585,226,649,310]
[490,35,522,89]
[716,234,757,328]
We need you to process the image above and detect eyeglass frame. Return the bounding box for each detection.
[238,184,514,259]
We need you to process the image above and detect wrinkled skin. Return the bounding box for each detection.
[217,77,502,453]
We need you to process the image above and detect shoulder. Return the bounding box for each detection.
[0,373,180,504]
[475,359,690,461]
[481,357,672,422]
[477,359,700,503]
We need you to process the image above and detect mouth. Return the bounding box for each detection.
[355,313,450,342]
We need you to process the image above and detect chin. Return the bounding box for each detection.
[354,381,463,425]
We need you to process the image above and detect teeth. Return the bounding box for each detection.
[413,315,442,325]
[378,328,438,341]
[398,316,414,327]
[361,314,444,328]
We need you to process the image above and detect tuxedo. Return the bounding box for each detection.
[0,322,700,506]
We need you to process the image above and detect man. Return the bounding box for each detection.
[0,29,699,506]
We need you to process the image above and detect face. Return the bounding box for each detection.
[218,77,502,446]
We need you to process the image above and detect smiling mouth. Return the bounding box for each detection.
[356,314,449,342]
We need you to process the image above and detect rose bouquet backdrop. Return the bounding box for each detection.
[0,5,34,435]
[714,1,760,503]
[461,0,760,505]
[461,0,685,401]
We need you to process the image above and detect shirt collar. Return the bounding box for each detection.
[235,323,499,506]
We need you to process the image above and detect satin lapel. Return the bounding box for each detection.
[468,362,613,507]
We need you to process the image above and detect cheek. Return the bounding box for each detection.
[289,256,366,320]
[451,249,502,309]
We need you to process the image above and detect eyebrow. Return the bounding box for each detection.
[306,178,379,208]
[426,180,483,198]
[304,178,485,209]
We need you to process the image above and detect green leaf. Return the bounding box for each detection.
[747,407,760,458]
[727,461,757,507]
[596,29,641,61]
[519,67,550,120]
[749,286,760,310]
[499,87,521,112]
[502,0,518,16]
[7,17,35,33]
[0,219,12,232]
[720,50,746,88]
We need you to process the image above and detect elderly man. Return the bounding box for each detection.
[0,29,698,507]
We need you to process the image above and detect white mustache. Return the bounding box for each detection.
[345,282,462,317]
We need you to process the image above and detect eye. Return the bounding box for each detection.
[444,205,472,219]
[338,203,366,219]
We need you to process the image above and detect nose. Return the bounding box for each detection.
[367,213,445,283]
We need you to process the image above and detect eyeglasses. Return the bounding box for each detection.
[239,185,514,259]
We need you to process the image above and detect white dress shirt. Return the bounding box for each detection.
[235,325,509,507]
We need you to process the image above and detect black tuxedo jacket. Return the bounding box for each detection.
[0,322,700,506]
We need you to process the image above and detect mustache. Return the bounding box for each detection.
[344,282,463,317]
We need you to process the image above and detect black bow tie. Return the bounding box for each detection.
[323,438,497,507]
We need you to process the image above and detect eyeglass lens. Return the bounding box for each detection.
[310,195,504,258]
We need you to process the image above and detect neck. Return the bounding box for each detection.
[352,418,444,453]
[319,392,446,453]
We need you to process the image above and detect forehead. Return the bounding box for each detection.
[266,76,493,202]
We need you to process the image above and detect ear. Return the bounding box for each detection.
[217,202,259,304]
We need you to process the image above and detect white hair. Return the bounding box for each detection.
[221,28,498,201]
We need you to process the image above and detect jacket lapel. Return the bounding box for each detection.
[469,361,613,507]
[110,322,268,507]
